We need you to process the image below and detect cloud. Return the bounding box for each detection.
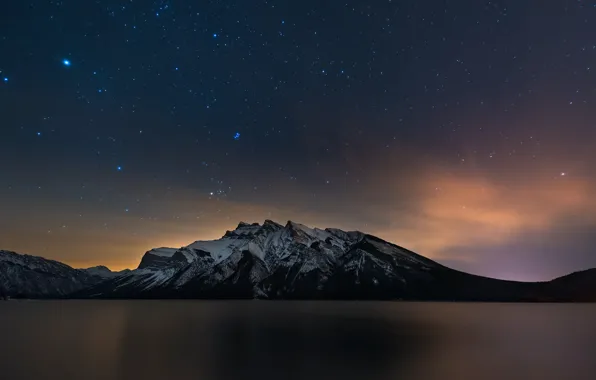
[2,146,595,278]
[371,171,596,265]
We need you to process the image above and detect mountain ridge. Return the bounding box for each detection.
[0,250,105,298]
[2,220,596,301]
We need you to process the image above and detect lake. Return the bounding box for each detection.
[0,301,594,380]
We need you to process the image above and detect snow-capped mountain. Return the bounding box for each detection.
[83,265,130,279]
[0,250,104,298]
[73,220,465,300]
[3,221,596,301]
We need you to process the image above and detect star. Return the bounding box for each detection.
[2,0,596,285]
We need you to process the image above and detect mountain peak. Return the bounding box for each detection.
[258,219,282,234]
[146,247,178,258]
[83,265,131,279]
[224,221,263,238]
[85,265,110,271]
[236,221,260,229]
[285,220,304,229]
[284,220,316,235]
[263,219,282,228]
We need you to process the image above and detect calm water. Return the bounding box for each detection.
[0,301,595,380]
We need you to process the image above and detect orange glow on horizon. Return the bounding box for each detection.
[3,167,595,277]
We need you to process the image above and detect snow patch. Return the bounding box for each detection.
[187,238,248,263]
[147,247,178,258]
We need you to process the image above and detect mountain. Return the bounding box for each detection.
[544,269,596,302]
[0,250,104,298]
[70,220,596,301]
[2,221,595,301]
[82,265,130,279]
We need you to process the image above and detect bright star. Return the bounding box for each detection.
[63,59,71,67]
[213,33,218,38]
[37,132,41,136]
[2,77,7,82]
[234,132,241,140]
[117,166,122,171]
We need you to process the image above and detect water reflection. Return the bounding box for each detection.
[0,301,595,380]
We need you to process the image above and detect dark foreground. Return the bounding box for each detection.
[1,301,595,380]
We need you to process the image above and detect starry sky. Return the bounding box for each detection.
[1,0,596,281]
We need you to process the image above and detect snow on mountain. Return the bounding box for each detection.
[187,238,248,263]
[76,220,446,299]
[0,249,72,272]
[0,250,104,298]
[4,221,596,301]
[147,248,178,258]
[83,265,130,279]
[137,247,187,269]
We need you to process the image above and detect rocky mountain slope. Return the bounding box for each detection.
[73,220,595,301]
[2,221,595,301]
[82,265,130,279]
[0,250,107,298]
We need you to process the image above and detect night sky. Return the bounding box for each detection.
[1,1,596,281]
